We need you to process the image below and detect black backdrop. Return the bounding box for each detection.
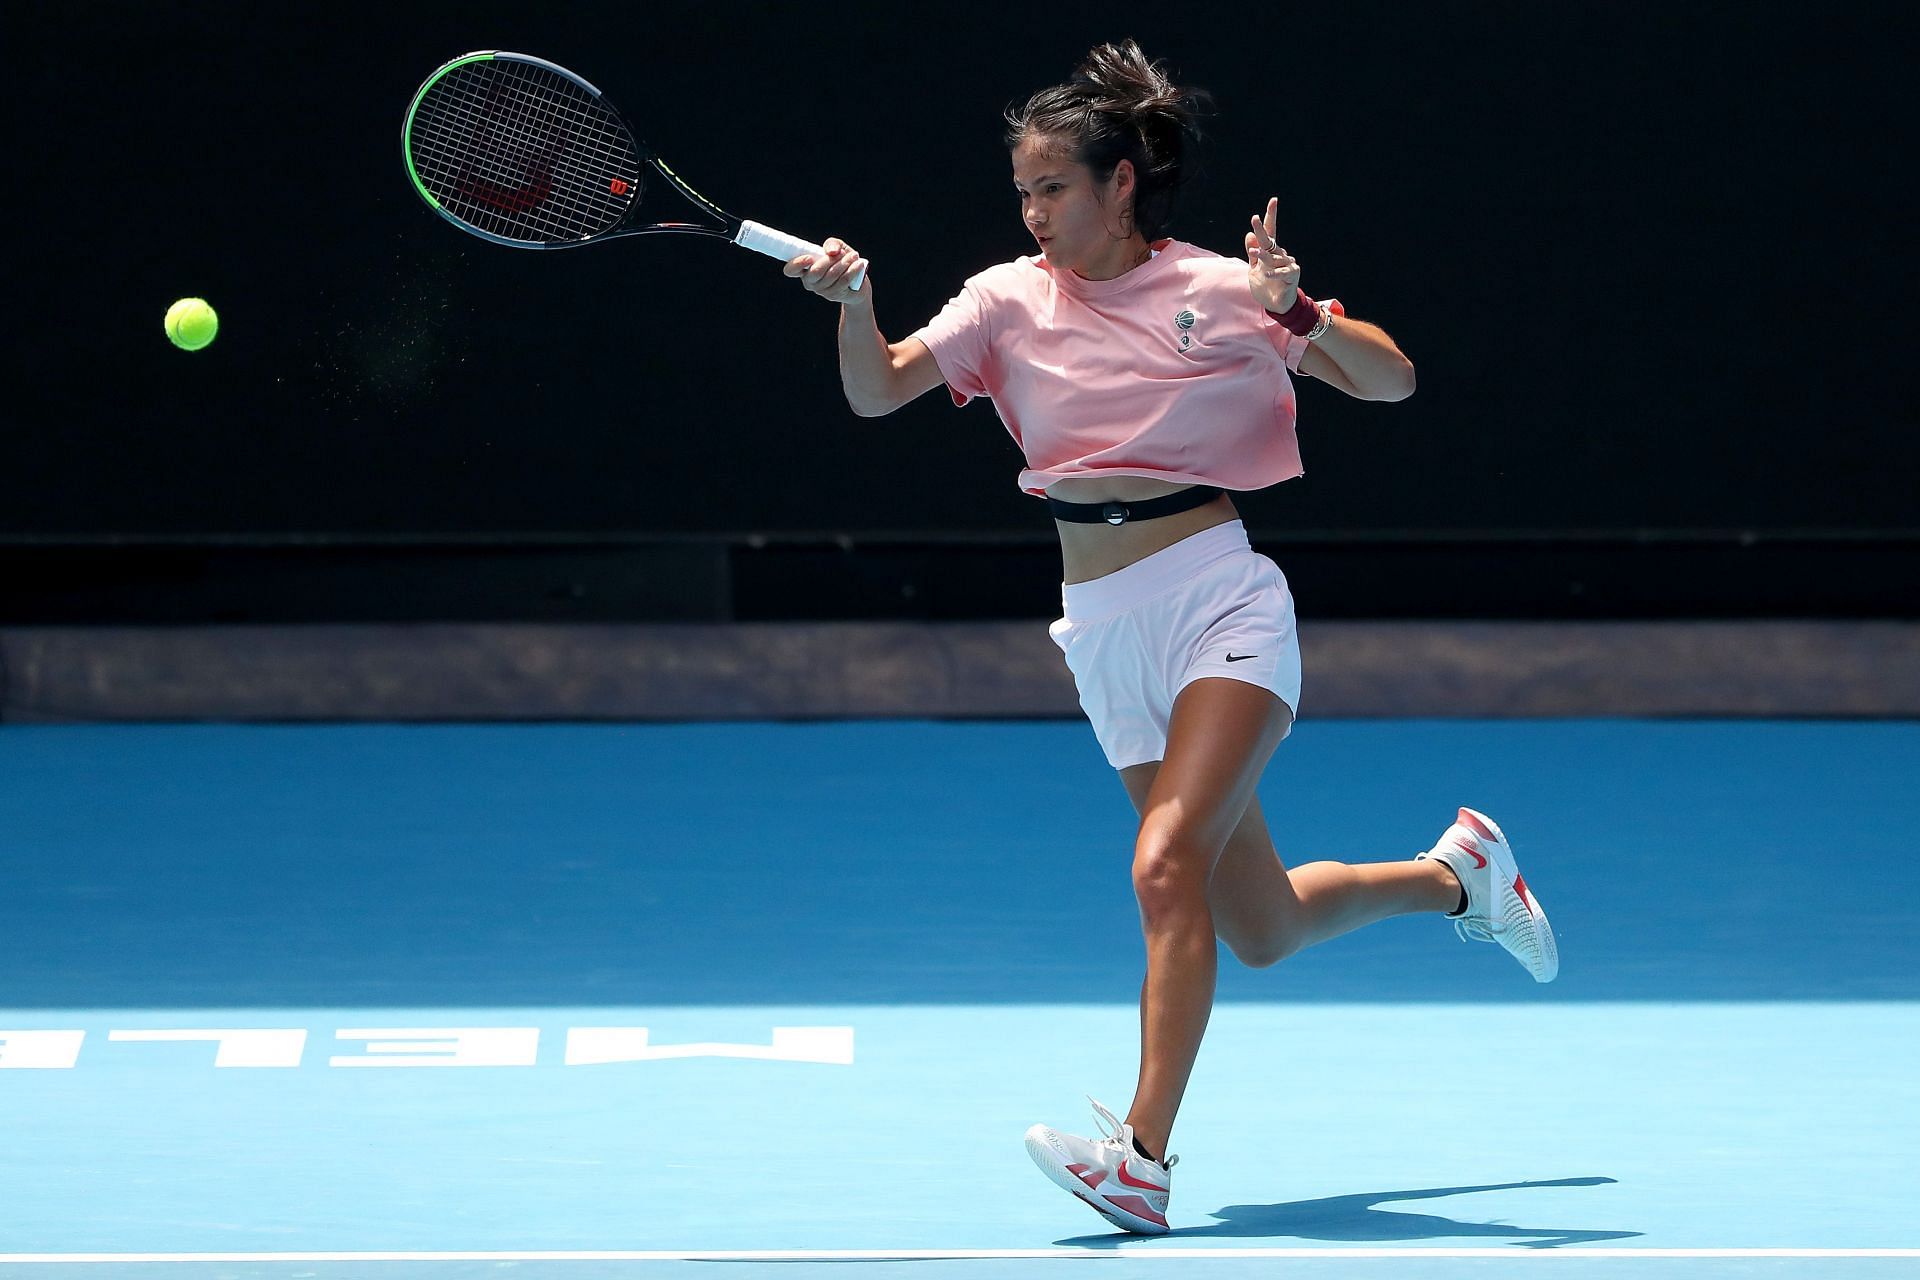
[6,1,1915,620]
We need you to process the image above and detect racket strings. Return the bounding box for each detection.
[410,59,642,244]
[439,65,629,239]
[457,65,633,238]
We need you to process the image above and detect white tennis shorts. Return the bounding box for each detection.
[1048,520,1302,770]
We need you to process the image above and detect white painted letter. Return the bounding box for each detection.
[564,1026,854,1065]
[107,1028,308,1068]
[330,1027,539,1068]
[0,1030,85,1069]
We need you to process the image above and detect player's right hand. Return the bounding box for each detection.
[785,237,868,304]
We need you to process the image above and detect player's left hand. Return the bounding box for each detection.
[1245,197,1302,313]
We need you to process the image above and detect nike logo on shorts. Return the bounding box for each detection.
[1225,653,1257,662]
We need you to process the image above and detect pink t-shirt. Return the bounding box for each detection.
[910,238,1329,496]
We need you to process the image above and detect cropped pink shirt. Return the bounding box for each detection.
[910,238,1329,496]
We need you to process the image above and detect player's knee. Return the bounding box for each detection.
[1131,836,1212,924]
[1226,926,1301,970]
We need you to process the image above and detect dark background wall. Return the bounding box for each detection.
[6,1,1914,621]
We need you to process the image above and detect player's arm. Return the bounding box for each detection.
[838,309,944,418]
[1296,320,1416,402]
[786,238,946,417]
[1246,198,1415,402]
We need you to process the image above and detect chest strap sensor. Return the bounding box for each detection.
[1045,485,1224,526]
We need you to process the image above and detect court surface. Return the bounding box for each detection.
[3,719,1916,1277]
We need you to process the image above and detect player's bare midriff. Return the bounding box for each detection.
[1049,476,1239,585]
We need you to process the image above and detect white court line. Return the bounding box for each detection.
[0,1249,1914,1262]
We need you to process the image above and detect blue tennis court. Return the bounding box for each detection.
[3,719,1915,1276]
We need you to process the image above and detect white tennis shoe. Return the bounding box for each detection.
[1024,1098,1177,1235]
[1417,807,1559,983]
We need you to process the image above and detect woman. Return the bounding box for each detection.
[785,40,1558,1236]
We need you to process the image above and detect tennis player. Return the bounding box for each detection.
[785,40,1558,1236]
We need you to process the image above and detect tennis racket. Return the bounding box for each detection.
[401,50,866,289]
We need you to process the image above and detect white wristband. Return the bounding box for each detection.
[1304,299,1334,342]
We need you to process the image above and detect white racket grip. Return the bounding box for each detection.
[736,219,868,291]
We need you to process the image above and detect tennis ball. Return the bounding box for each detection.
[164,297,219,351]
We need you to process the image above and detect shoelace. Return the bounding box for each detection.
[1453,917,1495,943]
[1452,891,1542,966]
[1087,1097,1126,1144]
[1086,1097,1178,1170]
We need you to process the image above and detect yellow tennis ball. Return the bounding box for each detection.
[164,297,219,351]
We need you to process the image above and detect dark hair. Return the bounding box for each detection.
[1004,40,1210,242]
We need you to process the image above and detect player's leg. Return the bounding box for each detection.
[1206,792,1557,983]
[1120,674,1290,1164]
[1120,771,1462,967]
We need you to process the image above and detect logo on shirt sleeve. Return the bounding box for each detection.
[1174,308,1197,352]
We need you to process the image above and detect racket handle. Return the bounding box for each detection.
[736,219,867,291]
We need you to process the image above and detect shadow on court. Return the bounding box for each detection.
[1059,1177,1642,1248]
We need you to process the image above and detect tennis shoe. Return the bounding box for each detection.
[1024,1098,1177,1235]
[1417,807,1559,983]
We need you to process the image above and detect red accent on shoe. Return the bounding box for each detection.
[1457,809,1498,842]
[1068,1164,1104,1192]
[1450,836,1489,868]
[1514,874,1534,911]
[1117,1159,1169,1192]
[1103,1194,1169,1228]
